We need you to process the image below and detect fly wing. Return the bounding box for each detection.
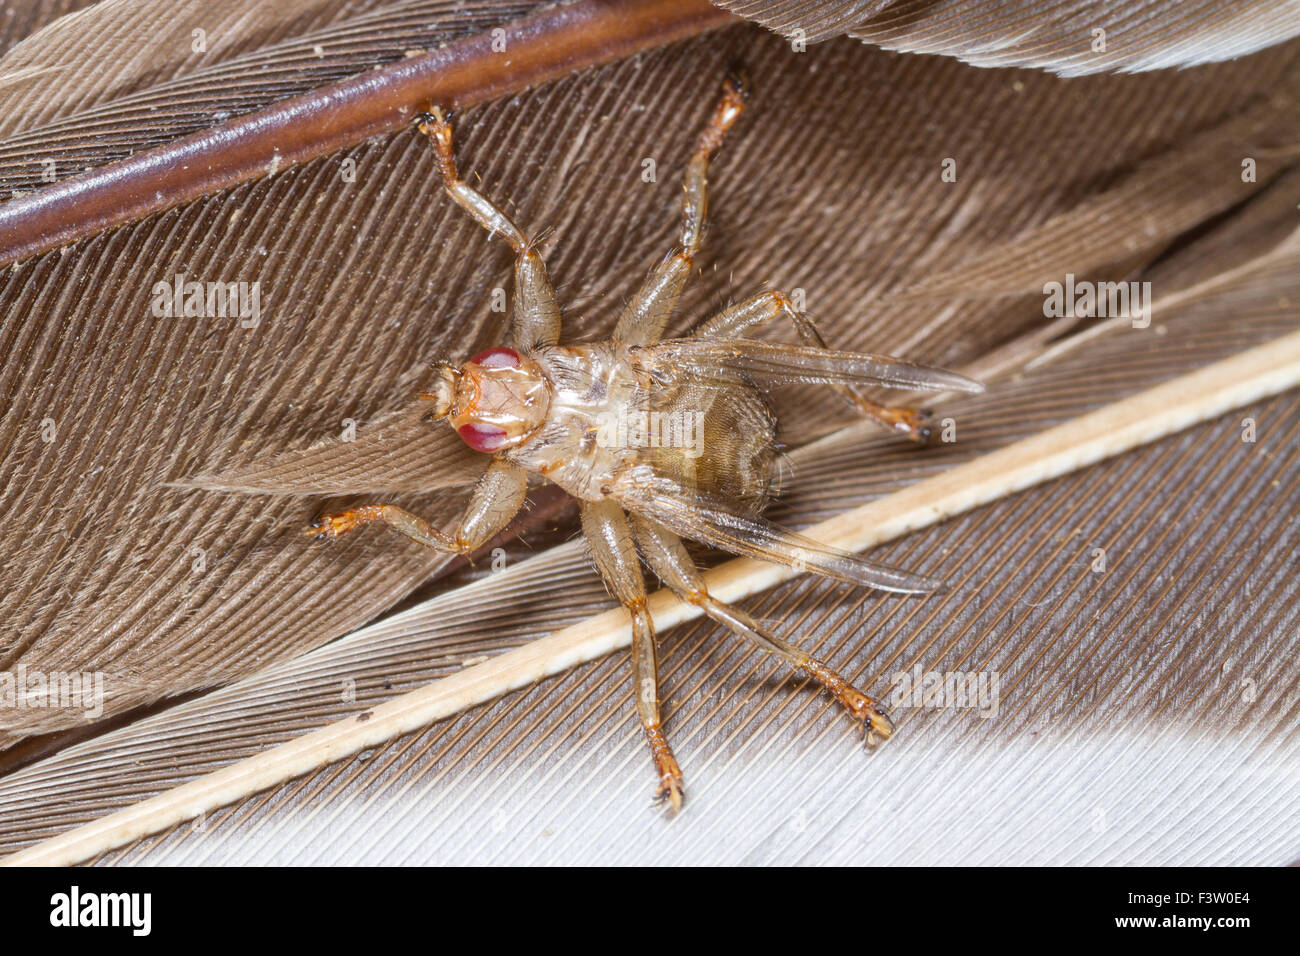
[173,402,487,495]
[611,466,944,594]
[642,339,983,393]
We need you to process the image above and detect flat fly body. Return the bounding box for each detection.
[306,72,983,811]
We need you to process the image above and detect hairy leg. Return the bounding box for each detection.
[417,108,561,351]
[694,290,938,442]
[581,499,685,811]
[631,514,895,743]
[613,72,748,346]
[308,459,527,556]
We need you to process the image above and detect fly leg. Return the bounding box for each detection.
[307,459,527,556]
[694,291,937,442]
[613,72,748,345]
[631,514,895,744]
[581,499,685,811]
[417,108,560,351]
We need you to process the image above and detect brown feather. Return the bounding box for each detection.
[0,0,1296,819]
[714,0,1300,75]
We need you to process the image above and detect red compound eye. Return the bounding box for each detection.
[457,422,509,452]
[469,347,521,368]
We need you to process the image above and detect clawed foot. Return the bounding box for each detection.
[416,106,457,181]
[900,407,937,444]
[885,406,937,444]
[803,658,895,746]
[845,393,939,444]
[304,510,362,540]
[839,685,896,746]
[645,725,685,813]
[655,769,685,814]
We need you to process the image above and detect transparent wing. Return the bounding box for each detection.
[611,466,944,594]
[642,339,984,393]
[173,402,487,495]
